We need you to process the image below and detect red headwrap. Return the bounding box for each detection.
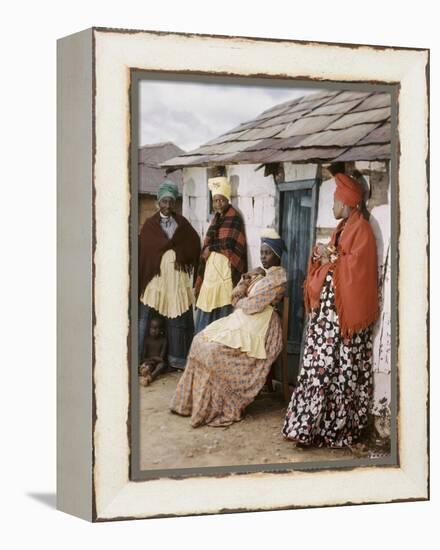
[334,173,364,207]
[304,209,379,337]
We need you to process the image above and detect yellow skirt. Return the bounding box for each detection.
[196,251,233,313]
[141,249,194,318]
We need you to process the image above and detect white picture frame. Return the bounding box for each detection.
[57,27,429,521]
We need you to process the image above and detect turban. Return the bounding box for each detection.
[334,173,364,207]
[261,227,286,258]
[208,176,231,201]
[157,179,178,202]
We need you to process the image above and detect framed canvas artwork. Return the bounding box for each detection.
[57,27,429,521]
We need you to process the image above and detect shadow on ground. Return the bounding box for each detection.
[27,493,57,509]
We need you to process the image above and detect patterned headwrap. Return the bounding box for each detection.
[157,179,179,202]
[208,177,231,201]
[261,228,286,258]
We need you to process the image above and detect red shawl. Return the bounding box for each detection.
[195,205,247,298]
[138,212,201,297]
[304,209,379,337]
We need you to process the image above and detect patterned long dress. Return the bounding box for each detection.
[282,271,373,448]
[170,267,287,427]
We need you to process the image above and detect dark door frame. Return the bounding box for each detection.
[278,176,321,377]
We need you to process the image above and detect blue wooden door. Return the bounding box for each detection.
[279,179,318,383]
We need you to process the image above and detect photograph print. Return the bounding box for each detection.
[132,74,394,477]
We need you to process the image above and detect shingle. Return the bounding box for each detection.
[239,125,286,140]
[253,108,290,122]
[351,93,391,112]
[270,135,308,149]
[264,147,350,163]
[225,150,277,163]
[298,89,339,103]
[283,103,313,115]
[211,140,261,154]
[334,143,391,161]
[161,154,211,167]
[204,128,253,144]
[356,122,391,145]
[324,91,372,105]
[307,98,366,116]
[258,111,305,128]
[261,98,301,115]
[187,138,263,156]
[326,108,390,130]
[241,137,283,151]
[296,123,381,147]
[276,114,340,138]
[298,96,337,111]
[220,119,260,134]
[188,143,229,155]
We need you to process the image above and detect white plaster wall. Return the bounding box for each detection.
[370,202,391,418]
[316,177,337,231]
[228,164,278,269]
[182,166,209,241]
[284,162,318,181]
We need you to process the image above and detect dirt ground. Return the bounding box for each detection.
[139,371,359,470]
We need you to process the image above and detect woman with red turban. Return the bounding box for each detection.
[282,172,379,448]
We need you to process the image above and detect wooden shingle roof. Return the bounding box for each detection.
[161,90,391,169]
[139,142,185,194]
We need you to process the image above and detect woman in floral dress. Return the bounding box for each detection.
[171,229,287,428]
[282,173,379,448]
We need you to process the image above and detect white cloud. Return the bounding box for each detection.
[139,79,322,151]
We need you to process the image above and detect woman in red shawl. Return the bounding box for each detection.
[282,172,379,448]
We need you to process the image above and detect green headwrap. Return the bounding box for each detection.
[157,179,178,202]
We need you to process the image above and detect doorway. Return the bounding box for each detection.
[278,178,319,383]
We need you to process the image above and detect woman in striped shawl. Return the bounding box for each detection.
[194,176,247,334]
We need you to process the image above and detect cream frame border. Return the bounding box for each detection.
[92,28,429,520]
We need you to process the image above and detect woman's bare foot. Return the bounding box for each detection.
[140,373,153,386]
[139,364,152,377]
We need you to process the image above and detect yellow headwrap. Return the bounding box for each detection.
[208,176,231,201]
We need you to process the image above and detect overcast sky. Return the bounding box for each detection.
[139,79,323,152]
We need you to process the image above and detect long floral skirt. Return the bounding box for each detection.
[170,312,283,427]
[282,272,373,448]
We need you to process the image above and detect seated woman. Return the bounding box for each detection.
[170,229,287,428]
